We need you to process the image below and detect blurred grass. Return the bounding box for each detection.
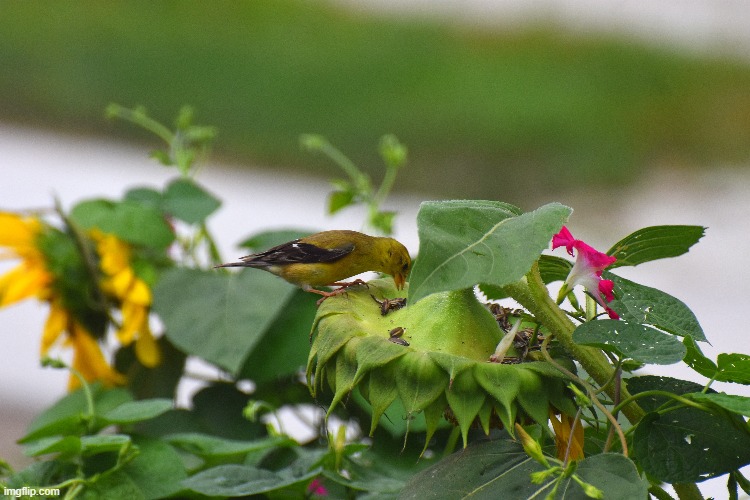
[2,0,750,200]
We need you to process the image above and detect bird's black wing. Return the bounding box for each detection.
[240,239,355,266]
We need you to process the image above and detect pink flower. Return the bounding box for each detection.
[552,226,619,319]
[307,478,328,497]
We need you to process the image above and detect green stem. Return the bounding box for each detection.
[106,104,174,144]
[612,390,710,416]
[504,263,645,425]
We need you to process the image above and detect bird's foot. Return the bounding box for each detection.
[308,279,369,306]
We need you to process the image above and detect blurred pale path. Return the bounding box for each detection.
[3,124,750,497]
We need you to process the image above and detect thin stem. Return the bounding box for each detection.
[540,335,629,457]
[612,390,710,416]
[106,104,174,144]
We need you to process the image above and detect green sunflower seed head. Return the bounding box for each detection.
[307,279,576,449]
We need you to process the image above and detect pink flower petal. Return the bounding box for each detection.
[598,279,615,302]
[552,226,576,256]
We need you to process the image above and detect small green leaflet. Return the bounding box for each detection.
[607,225,705,268]
[682,338,750,385]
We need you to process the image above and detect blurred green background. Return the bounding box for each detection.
[2,0,750,201]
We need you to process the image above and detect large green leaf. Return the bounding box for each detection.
[239,288,318,383]
[182,463,318,496]
[573,320,686,365]
[152,267,296,375]
[70,199,174,248]
[20,385,132,443]
[165,433,289,460]
[400,438,646,499]
[120,436,187,500]
[633,409,750,483]
[606,272,706,341]
[408,201,571,303]
[606,225,705,268]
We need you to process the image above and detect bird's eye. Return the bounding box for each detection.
[402,263,409,272]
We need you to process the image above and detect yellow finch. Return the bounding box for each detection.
[216,230,411,303]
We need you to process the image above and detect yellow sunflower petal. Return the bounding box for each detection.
[135,327,161,368]
[95,233,130,275]
[110,268,136,299]
[0,262,51,307]
[127,278,152,306]
[118,301,148,345]
[0,212,42,252]
[68,325,126,390]
[41,300,68,354]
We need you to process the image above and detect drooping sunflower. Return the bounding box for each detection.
[307,278,579,454]
[1,211,159,388]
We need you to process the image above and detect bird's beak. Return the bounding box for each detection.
[394,273,406,290]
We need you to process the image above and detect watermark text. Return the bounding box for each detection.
[3,486,61,498]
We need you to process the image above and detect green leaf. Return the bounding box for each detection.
[23,435,81,458]
[237,229,312,252]
[607,225,705,268]
[574,453,650,500]
[401,438,646,499]
[573,320,686,364]
[79,470,144,500]
[70,199,174,248]
[408,201,570,303]
[683,336,718,379]
[153,267,295,375]
[20,385,132,442]
[538,254,573,284]
[328,189,356,214]
[165,433,289,460]
[400,438,546,499]
[124,186,162,208]
[101,399,173,425]
[121,436,187,500]
[80,434,131,455]
[182,463,317,496]
[633,409,750,483]
[606,272,706,341]
[162,178,221,224]
[687,393,750,417]
[370,210,396,235]
[716,353,750,384]
[240,289,318,383]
